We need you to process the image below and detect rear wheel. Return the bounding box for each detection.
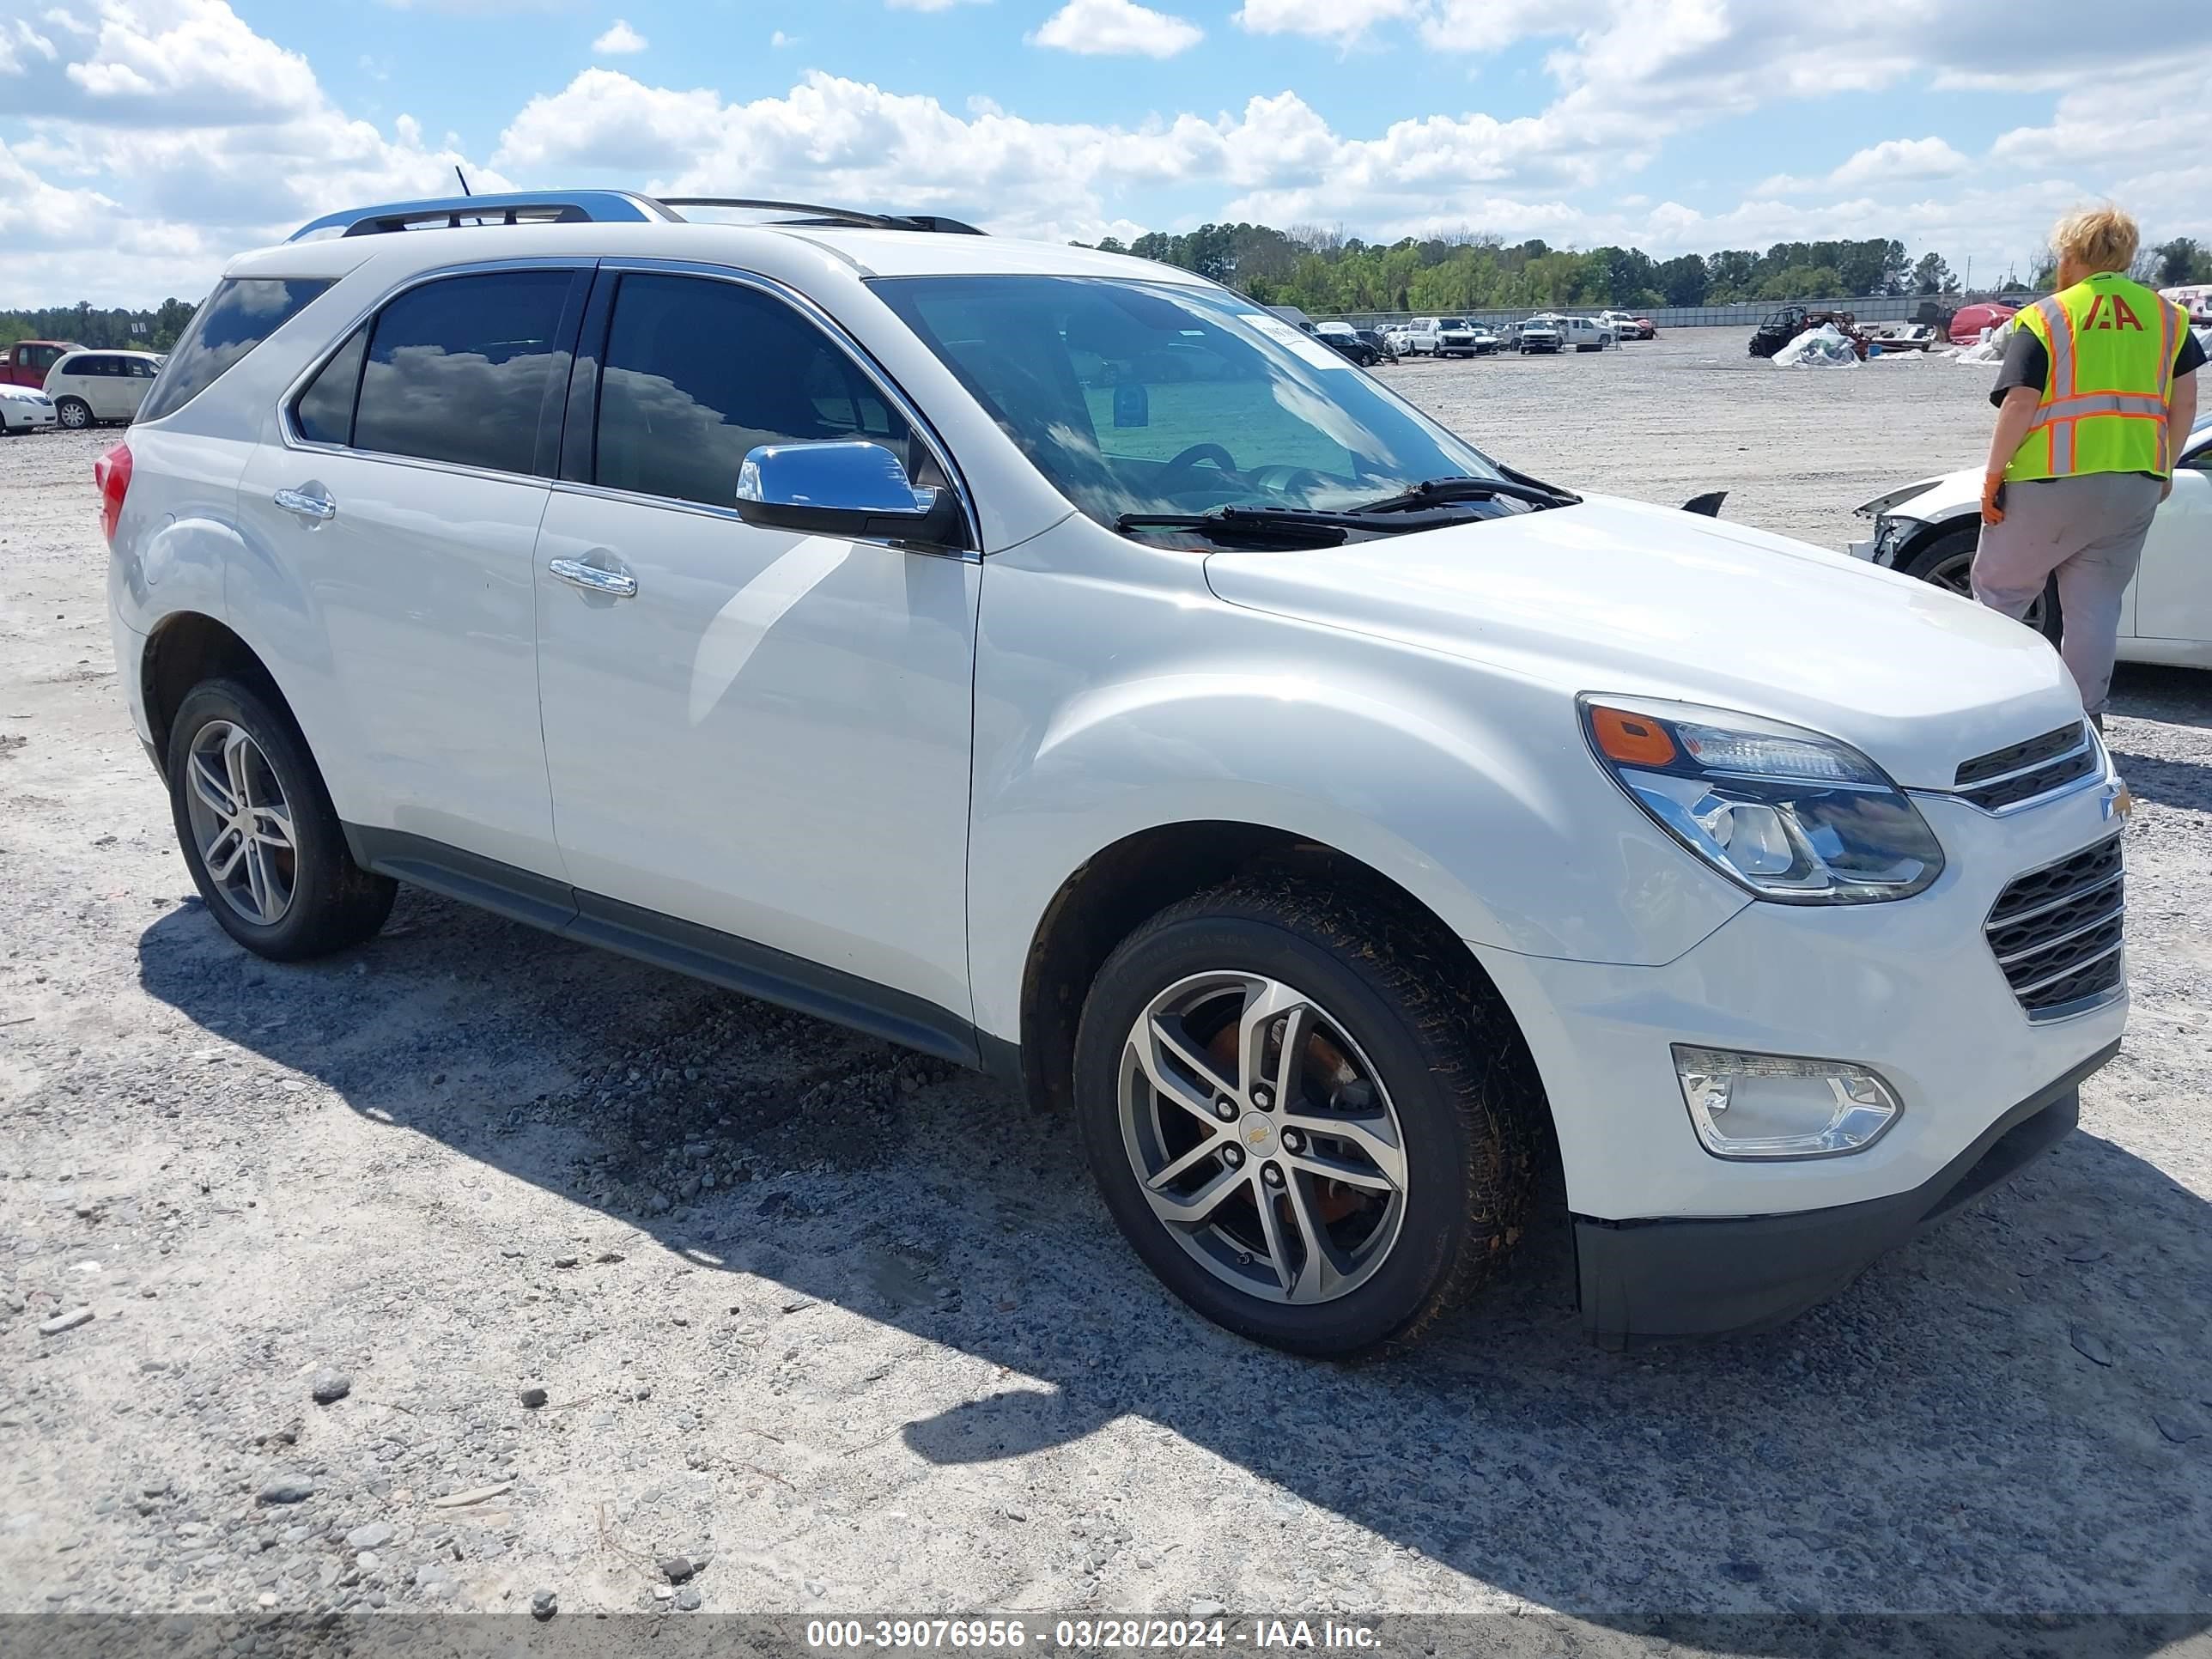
[167,678,396,961]
[56,398,93,429]
[1074,876,1540,1358]
[1901,526,2061,644]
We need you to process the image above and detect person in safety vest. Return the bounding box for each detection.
[1973,205,2203,728]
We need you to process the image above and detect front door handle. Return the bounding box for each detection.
[548,557,638,599]
[273,486,335,523]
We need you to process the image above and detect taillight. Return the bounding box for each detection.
[93,441,132,545]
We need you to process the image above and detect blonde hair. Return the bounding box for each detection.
[2051,204,2140,274]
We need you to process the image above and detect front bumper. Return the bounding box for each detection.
[1575,1042,2112,1347]
[1468,769,2128,1339]
[3,404,57,429]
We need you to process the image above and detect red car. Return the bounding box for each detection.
[1948,302,2017,347]
[0,340,83,389]
[1632,317,1657,339]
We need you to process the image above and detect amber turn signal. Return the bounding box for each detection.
[1589,704,1677,766]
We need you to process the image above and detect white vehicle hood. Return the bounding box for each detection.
[1202,491,2082,790]
[1854,468,1979,522]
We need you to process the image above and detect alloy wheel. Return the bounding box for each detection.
[1117,971,1407,1305]
[182,720,297,926]
[1926,548,2046,633]
[58,401,91,429]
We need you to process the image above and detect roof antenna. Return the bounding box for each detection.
[454,165,472,197]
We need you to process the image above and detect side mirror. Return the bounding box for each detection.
[734,441,968,550]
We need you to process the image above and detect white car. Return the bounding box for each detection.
[46,348,164,428]
[1850,416,2212,668]
[105,187,2126,1356]
[1434,319,1484,357]
[1552,314,1615,352]
[1510,316,1563,353]
[1397,316,1443,356]
[1595,310,1643,342]
[0,383,58,434]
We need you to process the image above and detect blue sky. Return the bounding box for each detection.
[3,0,2207,306]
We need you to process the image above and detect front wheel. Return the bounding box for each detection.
[1074,877,1540,1358]
[55,398,93,429]
[167,678,397,961]
[1900,526,2061,645]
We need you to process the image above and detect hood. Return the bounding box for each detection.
[1854,467,1979,522]
[1202,492,2083,790]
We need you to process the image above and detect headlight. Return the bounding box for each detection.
[1674,1046,1901,1158]
[1581,696,1944,903]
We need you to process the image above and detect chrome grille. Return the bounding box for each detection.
[1954,722,2099,811]
[1985,836,2124,1019]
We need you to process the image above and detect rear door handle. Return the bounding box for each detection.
[273,486,335,523]
[547,557,638,599]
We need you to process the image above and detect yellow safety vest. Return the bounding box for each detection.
[2006,273,2188,482]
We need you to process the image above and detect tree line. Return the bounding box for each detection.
[1079,225,2212,315]
[0,299,200,353]
[7,233,2208,340]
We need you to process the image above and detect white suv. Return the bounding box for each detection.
[104,190,2128,1356]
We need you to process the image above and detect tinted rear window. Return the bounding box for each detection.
[137,277,333,422]
[353,271,574,477]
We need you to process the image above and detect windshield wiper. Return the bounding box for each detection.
[1352,474,1580,514]
[1116,475,1578,547]
[1116,507,1352,547]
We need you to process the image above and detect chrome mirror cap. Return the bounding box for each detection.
[737,441,935,518]
[732,440,967,550]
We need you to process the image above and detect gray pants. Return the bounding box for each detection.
[1971,472,2160,718]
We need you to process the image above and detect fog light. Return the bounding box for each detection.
[1672,1046,1901,1160]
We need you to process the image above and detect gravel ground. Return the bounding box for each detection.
[3,335,2210,1645]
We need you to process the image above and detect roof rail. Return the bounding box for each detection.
[288,190,678,242]
[656,198,987,235]
[286,189,986,245]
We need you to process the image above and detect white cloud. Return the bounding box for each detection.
[1233,0,1418,45]
[1830,137,1968,188]
[1755,136,1970,197]
[590,18,647,54]
[770,30,795,47]
[1032,0,1200,58]
[3,17,60,73]
[25,0,322,126]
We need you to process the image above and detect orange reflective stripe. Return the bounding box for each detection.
[2035,296,2077,400]
[2029,392,2169,423]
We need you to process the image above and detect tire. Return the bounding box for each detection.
[1899,526,2062,646]
[1073,874,1541,1358]
[166,678,397,961]
[55,397,93,429]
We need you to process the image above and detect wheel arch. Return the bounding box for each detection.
[1012,821,1547,1135]
[1888,510,1978,572]
[141,611,295,762]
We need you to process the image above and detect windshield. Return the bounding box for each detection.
[872,275,1501,529]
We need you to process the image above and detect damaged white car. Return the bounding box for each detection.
[1849,415,2212,668]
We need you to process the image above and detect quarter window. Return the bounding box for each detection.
[593,273,915,510]
[293,325,369,447]
[137,277,334,423]
[353,270,575,477]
